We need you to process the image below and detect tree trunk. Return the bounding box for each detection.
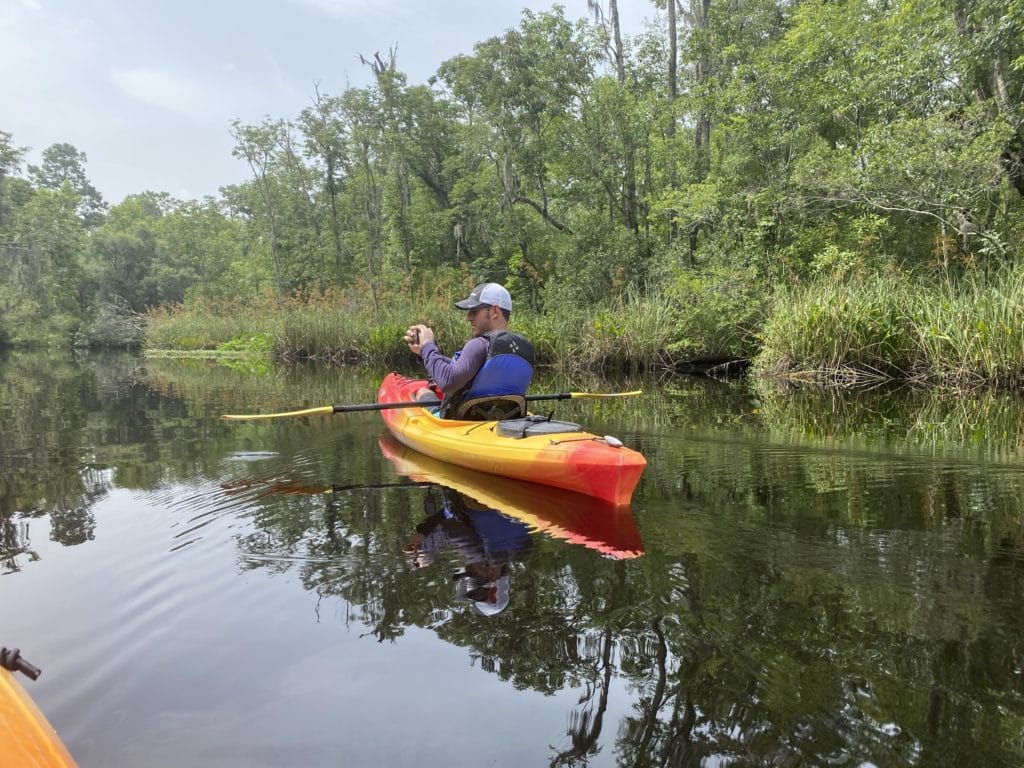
[667,0,679,243]
[609,0,626,84]
[668,0,678,103]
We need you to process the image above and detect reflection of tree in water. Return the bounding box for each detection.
[0,467,109,569]
[549,626,614,767]
[0,352,134,564]
[230,474,1024,767]
[47,499,97,547]
[1,518,38,574]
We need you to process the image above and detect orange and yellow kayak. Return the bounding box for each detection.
[0,664,76,767]
[378,434,644,558]
[377,373,646,506]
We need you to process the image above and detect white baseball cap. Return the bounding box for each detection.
[454,282,512,312]
[455,573,510,617]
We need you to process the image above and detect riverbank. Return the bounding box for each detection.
[143,265,1024,388]
[143,274,763,372]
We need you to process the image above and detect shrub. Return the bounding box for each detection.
[73,298,145,349]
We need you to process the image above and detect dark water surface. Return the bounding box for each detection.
[3,351,1024,767]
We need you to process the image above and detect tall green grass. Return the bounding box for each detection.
[147,265,1024,386]
[146,280,759,372]
[516,292,679,371]
[756,265,1024,386]
[145,283,470,365]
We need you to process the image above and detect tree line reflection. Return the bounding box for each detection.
[3,351,1024,765]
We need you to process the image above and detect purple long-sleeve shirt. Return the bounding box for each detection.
[419,336,489,394]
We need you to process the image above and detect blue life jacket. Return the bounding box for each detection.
[442,331,534,419]
[463,508,532,558]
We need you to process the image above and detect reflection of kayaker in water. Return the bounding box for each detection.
[404,486,532,616]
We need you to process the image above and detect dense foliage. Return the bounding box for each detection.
[1,0,1022,370]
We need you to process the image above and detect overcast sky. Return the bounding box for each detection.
[1,0,656,204]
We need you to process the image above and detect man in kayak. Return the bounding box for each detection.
[404,282,535,419]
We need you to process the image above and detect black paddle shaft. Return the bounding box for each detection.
[330,392,573,414]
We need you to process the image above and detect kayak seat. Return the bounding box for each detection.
[451,394,528,421]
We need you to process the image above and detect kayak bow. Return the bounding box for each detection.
[0,653,76,768]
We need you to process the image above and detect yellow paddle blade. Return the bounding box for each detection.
[220,405,335,421]
[568,390,642,399]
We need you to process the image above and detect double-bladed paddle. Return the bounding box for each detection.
[220,390,642,421]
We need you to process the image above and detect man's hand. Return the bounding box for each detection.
[405,324,433,355]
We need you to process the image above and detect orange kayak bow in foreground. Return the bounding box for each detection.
[377,373,646,506]
[0,651,76,768]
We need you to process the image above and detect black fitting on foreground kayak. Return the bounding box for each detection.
[0,647,42,680]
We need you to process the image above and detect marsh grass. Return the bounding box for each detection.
[146,282,754,372]
[147,265,1024,386]
[519,293,678,371]
[756,265,1024,387]
[146,283,471,365]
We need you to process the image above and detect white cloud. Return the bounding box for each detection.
[108,67,220,120]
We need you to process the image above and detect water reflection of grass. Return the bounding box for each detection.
[751,379,1024,458]
[143,355,390,413]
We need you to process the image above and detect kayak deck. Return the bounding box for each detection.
[378,373,646,505]
[0,668,76,767]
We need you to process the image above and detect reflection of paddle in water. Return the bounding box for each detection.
[221,472,532,616]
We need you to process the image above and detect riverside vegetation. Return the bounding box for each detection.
[2,1,1022,386]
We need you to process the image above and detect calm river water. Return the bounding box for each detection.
[2,350,1024,767]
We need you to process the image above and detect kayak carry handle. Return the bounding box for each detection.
[1,647,42,681]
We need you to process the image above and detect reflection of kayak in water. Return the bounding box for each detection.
[1,651,77,767]
[378,434,644,559]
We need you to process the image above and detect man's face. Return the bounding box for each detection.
[466,305,497,336]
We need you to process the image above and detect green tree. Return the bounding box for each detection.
[954,0,1024,196]
[161,199,244,302]
[439,9,601,237]
[299,85,354,283]
[0,185,85,344]
[231,119,290,293]
[0,131,27,231]
[27,142,106,227]
[84,193,174,310]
